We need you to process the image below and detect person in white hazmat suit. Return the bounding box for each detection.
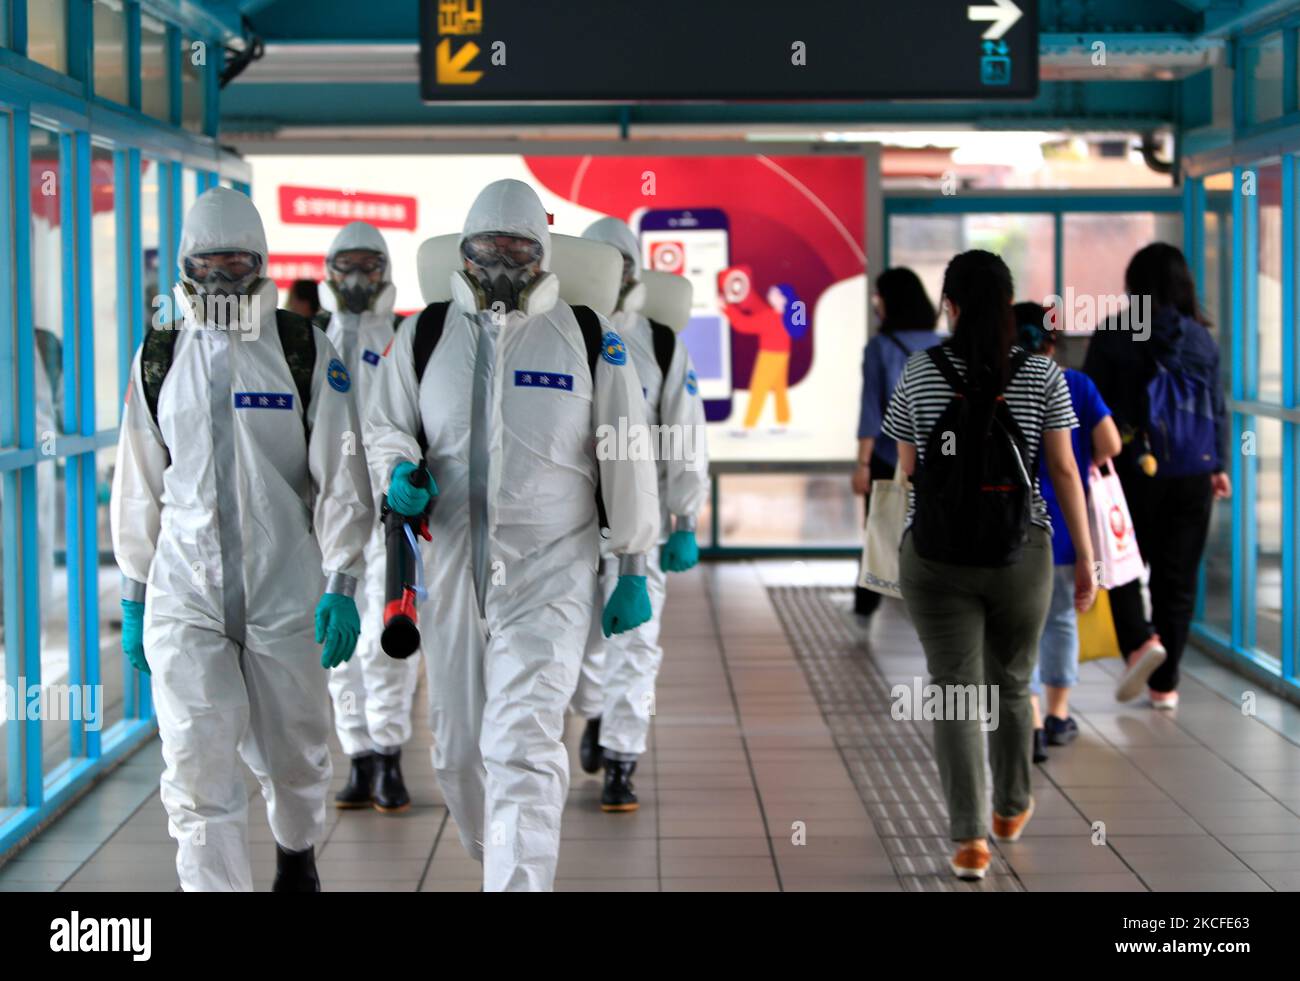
[570,217,710,811]
[110,187,374,892]
[365,180,660,891]
[318,221,420,813]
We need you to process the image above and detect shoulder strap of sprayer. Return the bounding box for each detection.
[409,301,451,455]
[649,319,676,415]
[571,304,610,533]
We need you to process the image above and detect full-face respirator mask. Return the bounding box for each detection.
[328,249,388,314]
[180,250,264,327]
[450,232,558,318]
[616,253,646,314]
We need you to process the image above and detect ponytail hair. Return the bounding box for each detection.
[942,250,1015,391]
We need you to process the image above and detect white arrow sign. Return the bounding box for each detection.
[967,0,1023,40]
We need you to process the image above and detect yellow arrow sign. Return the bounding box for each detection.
[437,38,483,85]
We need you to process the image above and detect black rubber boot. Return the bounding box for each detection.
[272,844,321,892]
[373,749,411,813]
[579,717,603,774]
[334,753,377,809]
[600,759,639,813]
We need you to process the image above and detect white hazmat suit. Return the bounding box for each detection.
[364,180,660,891]
[571,217,711,759]
[320,222,420,760]
[110,187,374,891]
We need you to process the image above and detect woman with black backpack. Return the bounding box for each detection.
[1083,243,1231,710]
[882,250,1096,881]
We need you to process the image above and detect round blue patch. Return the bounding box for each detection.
[601,331,628,367]
[327,358,351,393]
[685,369,699,396]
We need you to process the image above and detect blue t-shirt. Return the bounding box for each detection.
[1040,368,1111,565]
[857,328,943,467]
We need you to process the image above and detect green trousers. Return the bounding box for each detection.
[899,526,1054,841]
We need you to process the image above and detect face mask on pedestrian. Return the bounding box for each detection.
[451,232,557,317]
[328,249,386,314]
[181,250,264,327]
[616,254,646,313]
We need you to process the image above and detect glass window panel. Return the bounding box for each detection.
[1252,416,1283,666]
[92,146,120,429]
[888,213,1054,313]
[36,457,72,777]
[142,158,162,321]
[180,35,205,133]
[1201,489,1233,642]
[92,0,128,104]
[96,446,125,737]
[183,167,198,220]
[718,474,859,547]
[140,14,170,121]
[1198,178,1233,642]
[0,516,6,808]
[1061,211,1182,332]
[1256,162,1283,403]
[1,0,9,49]
[1203,195,1234,335]
[1245,33,1284,127]
[28,0,68,74]
[0,110,11,450]
[30,128,65,436]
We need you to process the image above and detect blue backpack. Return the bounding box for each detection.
[1145,356,1217,477]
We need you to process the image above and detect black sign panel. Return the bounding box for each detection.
[419,0,1037,102]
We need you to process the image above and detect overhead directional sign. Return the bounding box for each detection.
[419,0,1037,102]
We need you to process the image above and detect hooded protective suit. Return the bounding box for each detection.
[111,187,374,891]
[319,222,420,759]
[571,217,710,758]
[365,180,660,891]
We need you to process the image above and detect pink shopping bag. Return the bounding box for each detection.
[1087,462,1144,589]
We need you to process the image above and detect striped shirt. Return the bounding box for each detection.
[881,345,1078,529]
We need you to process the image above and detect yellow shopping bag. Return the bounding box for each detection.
[1078,588,1121,662]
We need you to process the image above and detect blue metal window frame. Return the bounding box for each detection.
[1181,157,1300,701]
[1234,13,1300,140]
[0,0,248,858]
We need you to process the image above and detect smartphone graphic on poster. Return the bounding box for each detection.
[638,208,732,422]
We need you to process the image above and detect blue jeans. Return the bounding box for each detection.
[1031,565,1078,695]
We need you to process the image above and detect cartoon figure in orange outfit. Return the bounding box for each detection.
[719,265,803,429]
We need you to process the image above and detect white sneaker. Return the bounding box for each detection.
[1115,636,1167,703]
[1149,689,1179,711]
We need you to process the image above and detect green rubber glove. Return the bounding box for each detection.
[121,598,149,675]
[661,530,699,572]
[602,575,651,637]
[315,593,361,669]
[387,461,436,517]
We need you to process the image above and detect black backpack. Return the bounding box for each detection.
[141,310,317,444]
[910,346,1035,567]
[408,301,625,530]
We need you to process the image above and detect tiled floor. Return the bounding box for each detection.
[2,560,1299,891]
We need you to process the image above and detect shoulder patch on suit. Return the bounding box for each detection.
[601,330,627,366]
[685,369,699,396]
[327,358,351,392]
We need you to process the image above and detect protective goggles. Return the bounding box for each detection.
[461,233,543,270]
[330,250,387,276]
[183,250,262,283]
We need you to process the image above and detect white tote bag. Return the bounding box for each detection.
[858,465,910,599]
[1087,462,1144,589]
